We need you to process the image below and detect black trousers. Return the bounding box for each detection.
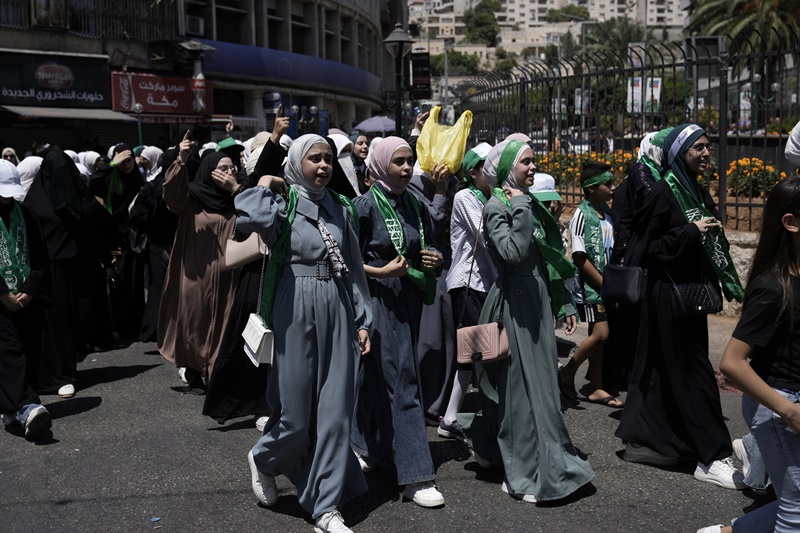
[39,259,79,394]
[138,243,168,343]
[0,305,42,414]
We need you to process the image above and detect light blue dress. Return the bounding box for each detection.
[235,186,372,518]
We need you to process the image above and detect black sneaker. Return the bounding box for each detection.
[622,442,680,466]
[437,420,466,441]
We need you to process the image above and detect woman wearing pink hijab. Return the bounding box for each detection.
[350,136,447,508]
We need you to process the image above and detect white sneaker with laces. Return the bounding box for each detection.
[247,449,278,506]
[732,438,750,478]
[696,525,723,533]
[58,384,75,398]
[402,481,445,508]
[501,481,537,503]
[354,451,375,472]
[694,457,746,490]
[314,511,352,533]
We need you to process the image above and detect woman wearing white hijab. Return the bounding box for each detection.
[236,134,371,533]
[15,157,43,200]
[328,133,360,196]
[458,139,593,504]
[82,151,101,175]
[139,146,164,182]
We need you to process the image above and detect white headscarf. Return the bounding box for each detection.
[483,140,531,191]
[365,136,384,169]
[82,151,101,174]
[638,131,662,164]
[245,145,263,177]
[284,134,331,202]
[64,149,79,163]
[279,134,293,152]
[140,146,164,181]
[328,134,359,196]
[16,156,43,199]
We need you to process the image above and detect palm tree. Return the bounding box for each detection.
[686,0,800,54]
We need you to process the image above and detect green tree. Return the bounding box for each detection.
[685,0,800,55]
[463,0,501,46]
[544,5,591,23]
[430,51,481,77]
[584,17,649,58]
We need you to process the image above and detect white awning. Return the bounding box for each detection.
[2,105,137,122]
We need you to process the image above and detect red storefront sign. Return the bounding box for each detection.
[111,72,213,115]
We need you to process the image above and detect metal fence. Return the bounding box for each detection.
[452,30,800,231]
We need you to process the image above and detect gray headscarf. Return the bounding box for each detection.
[284,134,331,202]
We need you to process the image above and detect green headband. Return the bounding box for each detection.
[582,170,614,188]
[495,140,526,187]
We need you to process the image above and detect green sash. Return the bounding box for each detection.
[259,188,299,328]
[662,170,744,302]
[258,188,360,327]
[0,201,30,294]
[105,168,124,214]
[491,188,577,318]
[640,155,662,182]
[576,199,613,304]
[467,184,489,205]
[370,184,437,305]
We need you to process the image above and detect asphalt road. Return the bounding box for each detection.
[1,315,769,533]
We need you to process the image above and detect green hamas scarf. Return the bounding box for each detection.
[258,188,359,328]
[491,189,577,318]
[663,170,744,302]
[0,201,30,294]
[581,169,614,188]
[640,156,662,182]
[468,184,489,205]
[370,184,437,305]
[576,198,613,304]
[259,187,299,329]
[105,167,124,214]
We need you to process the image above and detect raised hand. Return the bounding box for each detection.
[178,130,196,163]
[271,104,290,145]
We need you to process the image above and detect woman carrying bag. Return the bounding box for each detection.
[616,124,745,489]
[458,140,593,503]
[237,134,371,533]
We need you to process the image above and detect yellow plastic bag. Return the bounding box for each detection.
[416,106,473,174]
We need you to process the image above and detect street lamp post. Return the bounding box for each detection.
[383,23,413,135]
[134,102,144,147]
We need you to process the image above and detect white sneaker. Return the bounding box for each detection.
[501,481,537,503]
[694,457,746,490]
[247,449,278,506]
[402,481,445,508]
[254,416,268,432]
[697,525,723,533]
[178,367,188,384]
[58,384,75,398]
[314,511,352,533]
[23,405,51,440]
[354,451,375,472]
[732,438,750,478]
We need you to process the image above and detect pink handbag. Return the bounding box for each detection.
[457,321,510,364]
[455,213,511,364]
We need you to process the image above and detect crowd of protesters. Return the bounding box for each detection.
[2,111,800,533]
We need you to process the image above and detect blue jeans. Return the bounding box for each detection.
[742,432,770,491]
[733,391,800,533]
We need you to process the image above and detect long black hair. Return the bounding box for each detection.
[747,176,800,325]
